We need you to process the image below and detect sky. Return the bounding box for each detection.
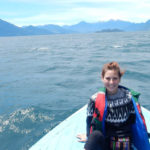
[1,0,150,27]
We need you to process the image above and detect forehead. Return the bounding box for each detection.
[104,70,119,77]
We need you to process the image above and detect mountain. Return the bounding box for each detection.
[0,19,25,36]
[37,24,75,34]
[127,20,150,31]
[0,19,53,36]
[63,19,150,33]
[0,19,74,36]
[62,20,132,33]
[22,25,53,35]
[1,19,150,36]
[96,29,124,33]
[63,21,96,33]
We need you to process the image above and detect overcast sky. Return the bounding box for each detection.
[1,0,150,26]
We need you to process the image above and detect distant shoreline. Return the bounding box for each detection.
[96,29,124,33]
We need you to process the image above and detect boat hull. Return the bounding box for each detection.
[29,105,150,150]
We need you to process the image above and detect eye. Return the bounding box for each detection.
[106,77,111,80]
[113,77,118,80]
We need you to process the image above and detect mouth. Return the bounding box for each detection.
[108,85,116,88]
[107,85,118,91]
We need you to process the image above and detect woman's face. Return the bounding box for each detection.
[101,70,120,95]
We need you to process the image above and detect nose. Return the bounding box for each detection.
[109,79,114,84]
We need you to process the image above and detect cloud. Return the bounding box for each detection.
[1,0,150,26]
[9,1,150,27]
[5,0,150,4]
[9,13,75,26]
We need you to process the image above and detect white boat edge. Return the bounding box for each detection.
[29,105,150,150]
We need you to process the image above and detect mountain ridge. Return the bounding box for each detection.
[0,19,150,36]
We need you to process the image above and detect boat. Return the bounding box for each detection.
[29,105,150,150]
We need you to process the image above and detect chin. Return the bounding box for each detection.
[107,89,118,94]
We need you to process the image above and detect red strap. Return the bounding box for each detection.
[93,93,105,121]
[136,103,147,130]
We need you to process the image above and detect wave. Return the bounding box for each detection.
[125,70,150,81]
[31,47,50,51]
[0,107,54,134]
[0,106,57,149]
[112,45,123,48]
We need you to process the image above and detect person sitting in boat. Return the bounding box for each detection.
[77,61,150,150]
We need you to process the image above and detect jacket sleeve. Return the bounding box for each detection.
[131,90,147,130]
[136,101,147,130]
[86,93,98,137]
[131,94,150,150]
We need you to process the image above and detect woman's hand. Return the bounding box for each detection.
[76,133,87,142]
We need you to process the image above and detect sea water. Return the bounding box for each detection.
[0,31,150,150]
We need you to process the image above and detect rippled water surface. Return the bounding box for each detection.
[0,31,150,150]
